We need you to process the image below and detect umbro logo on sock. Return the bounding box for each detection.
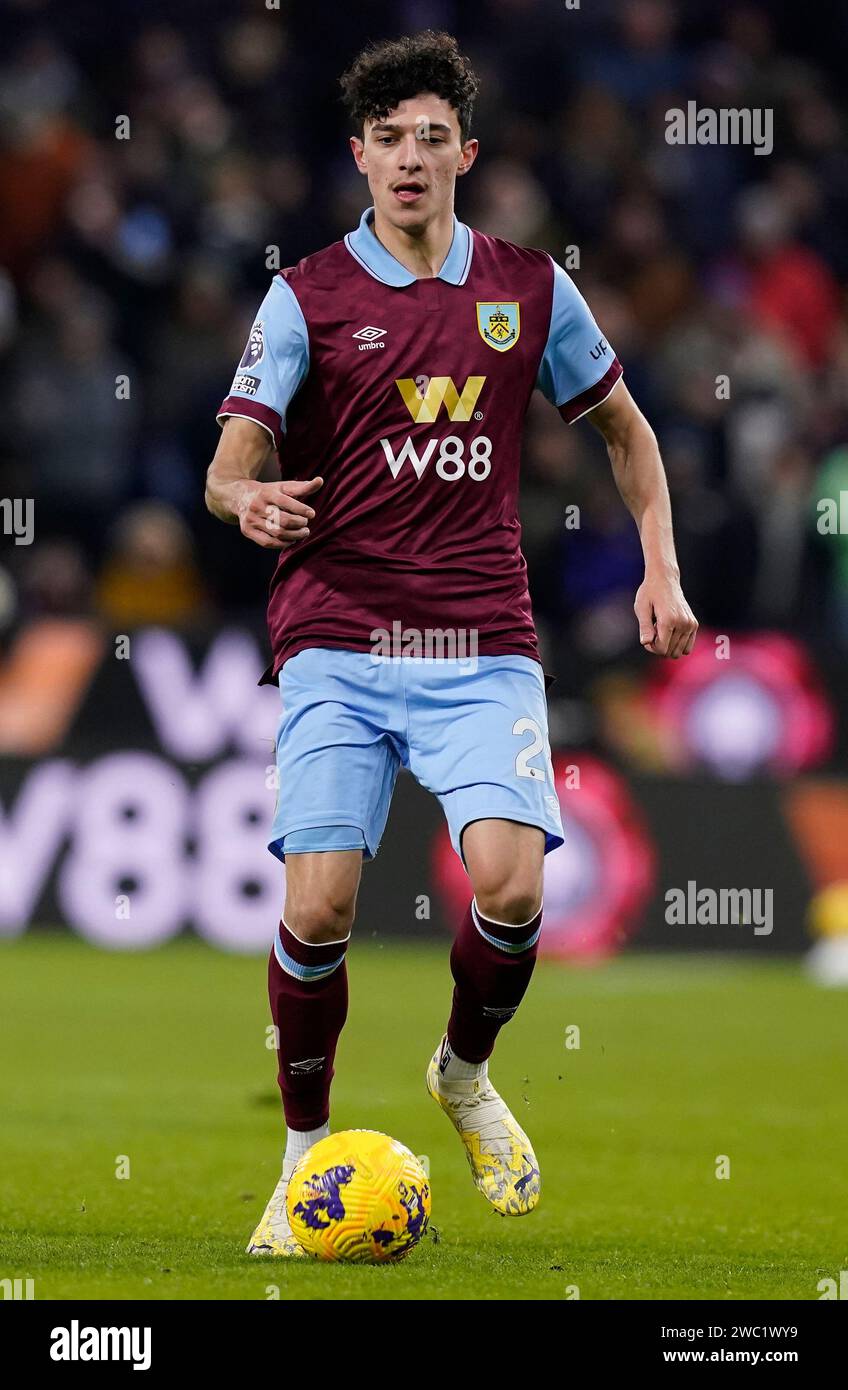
[289,1057,326,1074]
[438,1039,453,1075]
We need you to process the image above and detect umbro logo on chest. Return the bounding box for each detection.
[352,325,387,350]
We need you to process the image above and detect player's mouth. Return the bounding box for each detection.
[392,181,427,204]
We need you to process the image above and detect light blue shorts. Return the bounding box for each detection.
[268,648,564,864]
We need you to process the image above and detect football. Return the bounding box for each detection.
[286,1129,431,1262]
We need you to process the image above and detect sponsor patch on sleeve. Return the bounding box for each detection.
[231,373,260,396]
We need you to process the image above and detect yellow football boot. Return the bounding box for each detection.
[246,1163,308,1257]
[426,1036,540,1216]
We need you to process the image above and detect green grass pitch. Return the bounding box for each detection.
[1,934,846,1300]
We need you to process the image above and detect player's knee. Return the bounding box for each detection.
[285,894,354,945]
[475,873,542,926]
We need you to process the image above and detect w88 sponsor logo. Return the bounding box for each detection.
[380,434,492,481]
[382,373,492,481]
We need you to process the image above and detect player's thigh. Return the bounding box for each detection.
[462,818,545,924]
[283,849,363,943]
[406,654,564,867]
[270,649,400,863]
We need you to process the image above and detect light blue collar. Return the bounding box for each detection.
[344,206,473,287]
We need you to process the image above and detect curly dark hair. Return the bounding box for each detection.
[340,31,479,144]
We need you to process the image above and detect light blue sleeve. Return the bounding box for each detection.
[536,257,621,422]
[217,276,310,448]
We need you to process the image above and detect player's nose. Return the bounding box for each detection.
[397,134,424,170]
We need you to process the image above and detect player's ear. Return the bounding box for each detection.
[350,134,368,174]
[456,138,479,177]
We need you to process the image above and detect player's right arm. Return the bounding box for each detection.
[206,275,322,549]
[205,418,322,549]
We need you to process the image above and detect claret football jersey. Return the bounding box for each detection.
[217,206,623,681]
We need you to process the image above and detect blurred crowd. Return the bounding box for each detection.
[1,0,848,685]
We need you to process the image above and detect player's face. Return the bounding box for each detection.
[350,93,477,232]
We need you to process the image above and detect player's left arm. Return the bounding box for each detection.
[587,381,698,659]
[536,254,697,659]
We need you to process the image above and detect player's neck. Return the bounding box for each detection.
[370,205,456,280]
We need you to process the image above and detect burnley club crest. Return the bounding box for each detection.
[476,301,520,352]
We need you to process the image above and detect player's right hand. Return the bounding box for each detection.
[236,477,323,549]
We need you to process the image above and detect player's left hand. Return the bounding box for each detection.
[634,573,698,658]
